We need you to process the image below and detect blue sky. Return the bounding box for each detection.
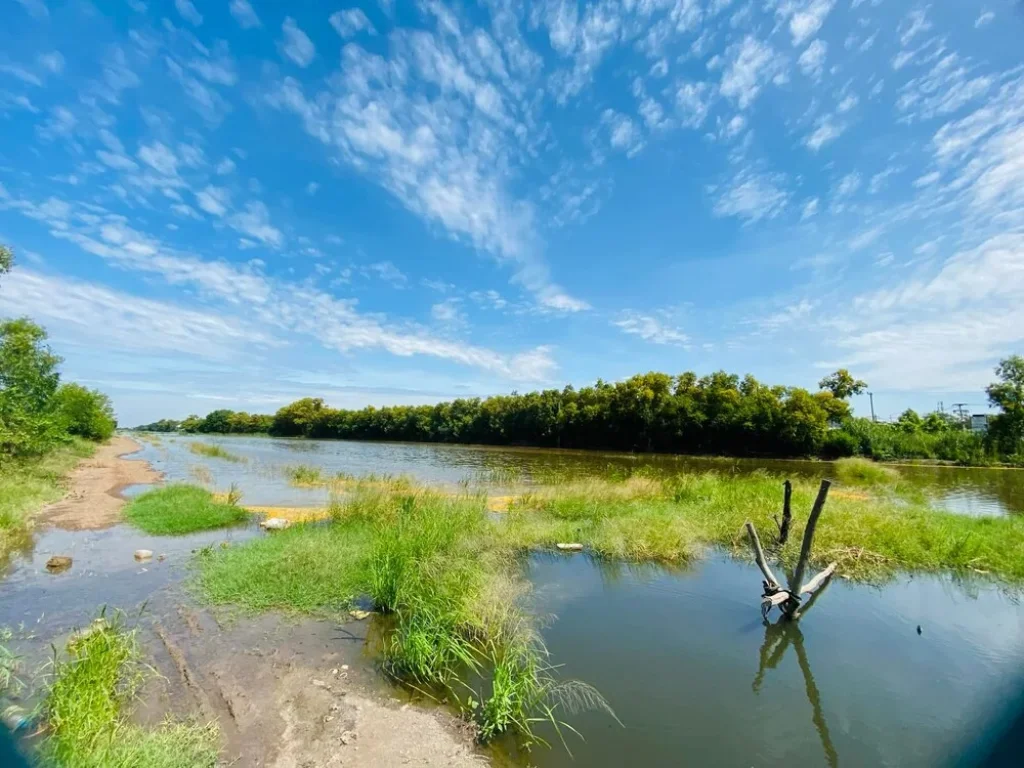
[1,0,1022,426]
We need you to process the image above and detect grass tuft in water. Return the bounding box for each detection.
[283,464,324,486]
[188,442,244,462]
[124,485,248,535]
[41,612,219,768]
[834,457,901,486]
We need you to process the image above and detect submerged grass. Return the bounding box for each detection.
[0,438,94,561]
[188,442,244,462]
[834,457,901,485]
[124,485,248,535]
[41,613,218,768]
[283,463,324,486]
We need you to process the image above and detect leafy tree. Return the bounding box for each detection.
[54,383,117,441]
[818,369,868,399]
[987,355,1024,454]
[896,408,923,433]
[922,411,957,434]
[0,244,12,277]
[0,318,63,457]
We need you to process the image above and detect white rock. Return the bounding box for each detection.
[555,543,584,552]
[259,517,291,531]
[134,549,153,561]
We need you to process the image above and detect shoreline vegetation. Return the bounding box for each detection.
[190,460,1024,747]
[136,366,1024,469]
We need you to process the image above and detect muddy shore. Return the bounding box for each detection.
[4,435,488,767]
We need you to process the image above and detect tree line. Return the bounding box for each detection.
[1,245,117,462]
[138,361,1024,464]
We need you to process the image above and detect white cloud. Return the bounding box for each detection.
[975,11,995,28]
[0,63,43,87]
[913,170,940,188]
[137,142,179,177]
[215,158,236,175]
[804,115,844,151]
[14,0,48,19]
[711,168,789,223]
[367,261,407,285]
[228,202,283,248]
[720,36,784,109]
[837,94,858,113]
[195,185,231,217]
[174,0,203,26]
[601,109,645,157]
[801,197,819,220]
[306,182,319,196]
[675,81,712,128]
[899,8,931,46]
[0,270,275,358]
[37,51,64,74]
[788,0,835,46]
[848,225,883,250]
[431,298,465,326]
[229,0,261,29]
[798,39,827,79]
[330,9,377,38]
[279,17,316,68]
[613,312,689,347]
[834,171,861,198]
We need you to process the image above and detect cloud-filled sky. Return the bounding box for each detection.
[1,0,1022,426]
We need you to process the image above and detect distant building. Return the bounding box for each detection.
[970,414,989,434]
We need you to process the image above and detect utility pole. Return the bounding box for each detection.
[868,392,876,422]
[952,403,969,428]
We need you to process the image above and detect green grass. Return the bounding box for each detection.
[192,468,1024,748]
[0,438,94,561]
[283,463,324,486]
[123,485,248,535]
[41,613,218,768]
[187,442,244,462]
[833,457,901,485]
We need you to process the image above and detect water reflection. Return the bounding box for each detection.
[755,604,837,767]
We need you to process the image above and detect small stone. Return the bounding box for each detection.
[312,679,328,688]
[340,730,357,746]
[134,549,153,561]
[349,609,372,620]
[259,517,291,531]
[331,668,339,676]
[46,555,73,573]
[157,554,166,562]
[341,664,349,671]
[556,542,584,552]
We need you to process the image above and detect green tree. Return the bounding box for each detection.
[0,318,63,457]
[986,355,1024,455]
[818,369,868,400]
[54,383,117,441]
[0,244,12,277]
[896,408,923,433]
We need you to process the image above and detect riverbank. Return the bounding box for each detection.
[0,437,492,767]
[40,435,162,530]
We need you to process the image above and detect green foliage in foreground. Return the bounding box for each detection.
[124,485,248,535]
[187,441,244,462]
[41,614,218,768]
[0,438,94,558]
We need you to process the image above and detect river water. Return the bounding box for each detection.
[136,433,1024,516]
[2,435,1022,767]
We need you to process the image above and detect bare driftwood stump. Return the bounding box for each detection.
[745,479,838,621]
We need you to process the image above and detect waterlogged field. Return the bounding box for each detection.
[132,433,1024,517]
[120,432,1024,766]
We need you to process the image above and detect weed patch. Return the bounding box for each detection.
[124,485,248,535]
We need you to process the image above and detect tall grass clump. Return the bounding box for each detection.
[834,457,901,486]
[41,613,218,768]
[124,485,248,535]
[187,442,244,462]
[283,464,324,486]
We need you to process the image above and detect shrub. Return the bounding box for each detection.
[54,383,117,442]
[820,430,858,459]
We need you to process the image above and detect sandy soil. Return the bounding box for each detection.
[139,606,486,767]
[41,435,161,530]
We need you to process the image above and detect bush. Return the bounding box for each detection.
[820,430,858,459]
[54,383,117,442]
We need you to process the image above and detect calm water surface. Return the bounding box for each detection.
[498,555,1024,768]
[137,433,1024,516]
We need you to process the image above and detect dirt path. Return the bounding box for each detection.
[42,434,161,530]
[139,606,487,767]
